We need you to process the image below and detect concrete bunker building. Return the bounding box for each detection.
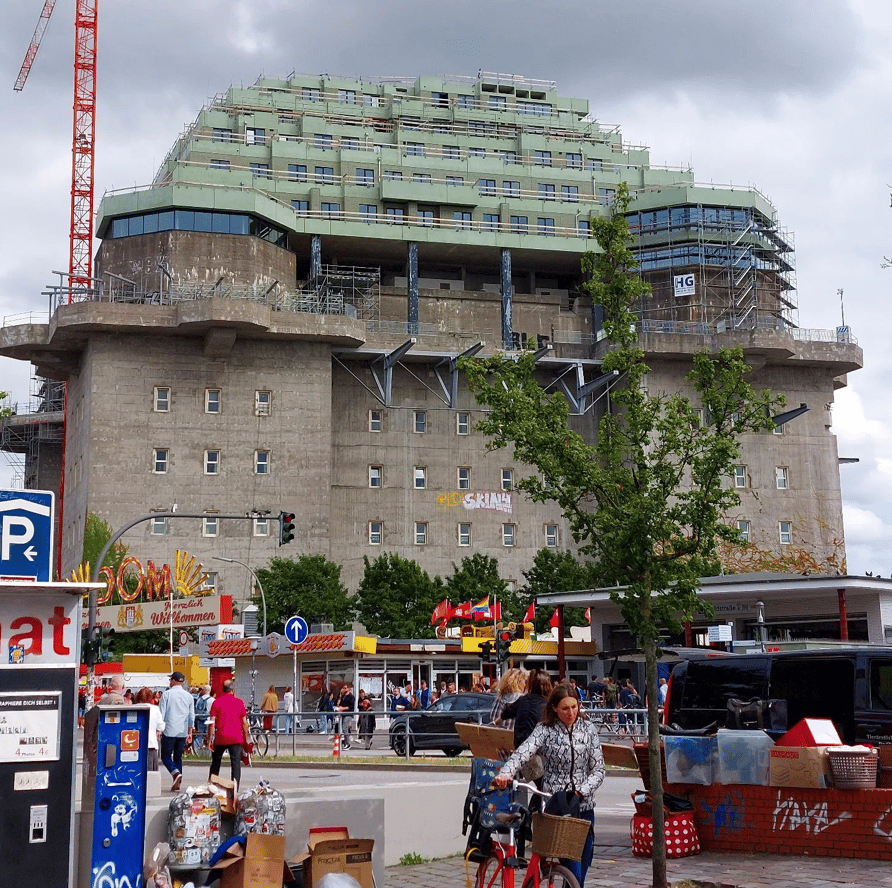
[0,72,861,602]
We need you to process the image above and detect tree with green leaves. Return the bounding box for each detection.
[256,555,353,633]
[444,553,519,618]
[83,512,128,576]
[519,549,595,633]
[0,392,11,419]
[353,553,444,638]
[460,182,783,888]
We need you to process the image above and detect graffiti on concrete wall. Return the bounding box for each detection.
[772,791,852,835]
[436,491,513,514]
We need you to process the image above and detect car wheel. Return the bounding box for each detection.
[392,727,413,756]
[442,747,462,758]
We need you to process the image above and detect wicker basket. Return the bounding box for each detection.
[531,812,590,862]
[828,746,878,790]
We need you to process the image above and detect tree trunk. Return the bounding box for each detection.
[643,633,667,888]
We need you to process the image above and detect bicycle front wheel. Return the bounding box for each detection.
[475,853,503,888]
[252,731,269,757]
[538,863,579,888]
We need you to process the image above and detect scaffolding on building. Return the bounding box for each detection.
[298,264,381,320]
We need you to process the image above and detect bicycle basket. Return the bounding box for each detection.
[531,812,589,862]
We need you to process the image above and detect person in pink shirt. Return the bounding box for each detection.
[207,679,249,787]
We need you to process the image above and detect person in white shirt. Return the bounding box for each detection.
[283,686,295,733]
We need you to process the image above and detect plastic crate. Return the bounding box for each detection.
[828,746,878,789]
[531,812,590,861]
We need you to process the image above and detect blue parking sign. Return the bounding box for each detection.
[0,489,55,582]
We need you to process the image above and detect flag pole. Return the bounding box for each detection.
[493,595,502,682]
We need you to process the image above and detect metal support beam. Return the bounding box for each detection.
[407,242,419,335]
[369,338,416,405]
[433,341,485,407]
[772,402,809,427]
[558,365,619,415]
[500,248,513,350]
[310,235,322,281]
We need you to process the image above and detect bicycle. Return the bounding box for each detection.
[247,709,269,757]
[473,780,583,888]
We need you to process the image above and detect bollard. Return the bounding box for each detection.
[332,730,340,758]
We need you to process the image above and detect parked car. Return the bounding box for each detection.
[665,646,892,745]
[388,692,493,757]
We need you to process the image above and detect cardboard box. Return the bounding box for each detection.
[209,774,237,816]
[292,827,374,888]
[775,718,841,747]
[716,729,774,785]
[455,722,514,760]
[602,742,640,770]
[769,745,831,788]
[214,833,292,888]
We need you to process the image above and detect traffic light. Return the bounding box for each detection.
[479,640,493,663]
[278,511,296,546]
[98,626,115,662]
[498,627,514,661]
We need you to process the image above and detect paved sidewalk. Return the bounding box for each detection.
[385,844,892,887]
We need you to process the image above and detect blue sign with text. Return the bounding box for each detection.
[0,489,55,582]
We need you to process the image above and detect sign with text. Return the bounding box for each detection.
[84,594,232,634]
[707,624,733,643]
[673,273,696,298]
[0,490,54,582]
[0,692,61,763]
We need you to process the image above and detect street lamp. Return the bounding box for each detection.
[213,556,267,638]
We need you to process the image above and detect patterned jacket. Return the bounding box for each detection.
[497,716,606,812]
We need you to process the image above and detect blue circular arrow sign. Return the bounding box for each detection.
[284,615,309,645]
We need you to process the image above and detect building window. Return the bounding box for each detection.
[405,142,424,157]
[503,180,520,197]
[445,176,464,186]
[501,469,514,491]
[414,411,427,433]
[419,209,435,226]
[202,572,217,592]
[534,150,552,166]
[733,465,747,488]
[538,183,556,201]
[545,524,559,548]
[457,412,470,435]
[457,95,474,109]
[414,466,427,489]
[431,91,449,107]
[250,163,270,179]
[597,187,616,205]
[315,134,333,150]
[443,145,460,159]
[386,207,405,224]
[773,422,785,436]
[255,450,270,475]
[489,95,507,110]
[577,219,590,236]
[561,185,579,202]
[213,128,233,143]
[501,150,518,164]
[204,449,220,475]
[537,217,555,236]
[315,166,335,185]
[775,467,789,489]
[482,213,500,230]
[338,89,356,105]
[203,515,219,537]
[151,515,167,534]
[245,127,265,145]
[565,152,583,169]
[779,521,792,545]
[457,467,470,490]
[369,409,383,432]
[458,523,471,546]
[414,522,428,545]
[736,520,751,543]
[413,173,431,184]
[479,178,496,196]
[342,136,360,150]
[369,465,382,488]
[453,211,472,229]
[369,521,383,545]
[210,159,230,170]
[288,163,307,182]
[321,202,341,218]
[292,200,309,215]
[253,518,269,536]
[502,524,516,547]
[255,390,271,416]
[384,170,402,180]
[510,215,528,233]
[359,203,378,221]
[301,86,320,101]
[356,168,375,186]
[153,448,169,474]
[153,386,170,412]
[469,146,485,157]
[205,388,221,414]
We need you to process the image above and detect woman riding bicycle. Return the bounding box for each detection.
[493,684,605,888]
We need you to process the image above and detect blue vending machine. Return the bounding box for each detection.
[88,704,150,888]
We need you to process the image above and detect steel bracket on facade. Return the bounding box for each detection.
[433,342,484,407]
[556,364,619,415]
[369,338,416,405]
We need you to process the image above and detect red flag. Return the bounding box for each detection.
[585,607,592,624]
[453,601,472,619]
[549,608,561,629]
[522,602,536,624]
[473,601,502,621]
[430,598,451,625]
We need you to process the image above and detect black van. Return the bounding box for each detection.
[665,647,892,745]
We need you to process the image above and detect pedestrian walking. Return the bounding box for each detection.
[159,671,195,792]
[283,686,295,734]
[335,683,356,749]
[134,687,165,771]
[260,685,279,732]
[357,689,376,749]
[207,679,250,789]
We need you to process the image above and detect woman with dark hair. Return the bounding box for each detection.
[494,669,553,748]
[134,687,165,771]
[494,684,605,888]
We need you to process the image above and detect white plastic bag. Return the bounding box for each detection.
[316,873,363,888]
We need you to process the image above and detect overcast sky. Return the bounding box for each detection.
[1,0,889,574]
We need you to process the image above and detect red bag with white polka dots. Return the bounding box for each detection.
[631,812,701,858]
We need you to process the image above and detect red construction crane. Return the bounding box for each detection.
[15,0,99,576]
